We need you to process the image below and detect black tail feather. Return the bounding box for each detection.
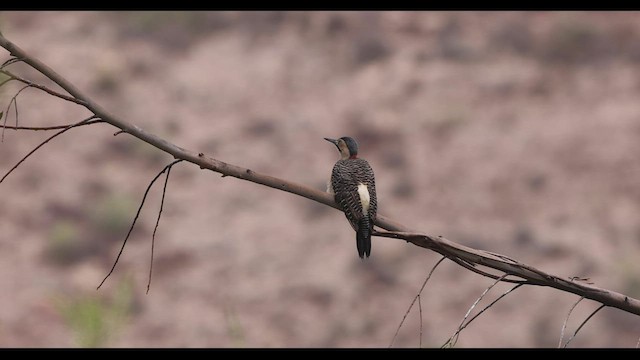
[356,217,372,258]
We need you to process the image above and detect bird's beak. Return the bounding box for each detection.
[324,137,339,146]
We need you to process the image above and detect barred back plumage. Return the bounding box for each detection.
[330,158,377,258]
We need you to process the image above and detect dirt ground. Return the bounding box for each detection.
[1,11,640,348]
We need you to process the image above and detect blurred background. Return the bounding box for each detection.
[0,11,639,348]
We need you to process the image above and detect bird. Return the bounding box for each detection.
[325,136,377,258]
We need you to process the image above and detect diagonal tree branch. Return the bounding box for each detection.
[373,231,640,316]
[1,32,640,319]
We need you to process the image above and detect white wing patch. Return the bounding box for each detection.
[357,183,370,213]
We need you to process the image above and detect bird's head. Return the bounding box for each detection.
[324,136,359,160]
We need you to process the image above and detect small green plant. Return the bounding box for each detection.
[56,276,134,347]
[45,221,84,266]
[90,194,137,236]
[1,70,10,102]
[224,307,245,347]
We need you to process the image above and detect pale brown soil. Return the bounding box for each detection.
[1,11,640,348]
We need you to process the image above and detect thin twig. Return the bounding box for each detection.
[558,297,584,348]
[562,304,605,348]
[2,84,31,141]
[444,282,523,348]
[0,120,102,131]
[1,56,22,68]
[0,69,87,106]
[389,256,446,348]
[0,116,100,184]
[442,274,511,348]
[98,160,182,290]
[446,255,527,284]
[418,294,423,348]
[147,159,183,294]
[466,283,522,329]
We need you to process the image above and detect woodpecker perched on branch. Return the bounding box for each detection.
[325,136,377,258]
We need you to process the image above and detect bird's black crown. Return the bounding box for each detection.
[340,136,358,157]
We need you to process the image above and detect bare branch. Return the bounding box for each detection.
[0,116,101,184]
[0,33,349,213]
[374,231,640,317]
[147,159,182,294]
[562,304,605,348]
[0,69,87,106]
[558,297,585,348]
[97,160,184,290]
[0,120,102,131]
[389,256,446,348]
[374,230,526,285]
